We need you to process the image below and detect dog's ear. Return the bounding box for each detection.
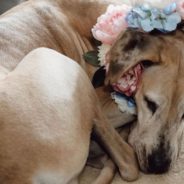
[92,66,106,88]
[105,30,159,84]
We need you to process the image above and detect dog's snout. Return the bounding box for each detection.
[147,152,171,174]
[147,140,171,174]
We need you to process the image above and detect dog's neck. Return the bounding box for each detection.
[54,0,109,78]
[0,0,110,78]
[55,0,108,38]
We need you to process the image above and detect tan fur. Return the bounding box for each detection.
[0,0,107,78]
[0,48,99,184]
[0,0,139,183]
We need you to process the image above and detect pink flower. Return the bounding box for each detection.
[112,64,142,96]
[177,0,184,18]
[92,4,132,45]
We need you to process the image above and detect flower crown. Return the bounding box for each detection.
[92,1,184,45]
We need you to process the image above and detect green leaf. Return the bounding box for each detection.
[83,50,100,67]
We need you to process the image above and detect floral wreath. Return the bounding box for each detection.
[84,1,184,114]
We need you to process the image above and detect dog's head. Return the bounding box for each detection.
[105,29,184,174]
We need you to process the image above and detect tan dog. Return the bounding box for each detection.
[0,47,137,184]
[0,0,139,183]
[0,48,97,184]
[106,28,184,174]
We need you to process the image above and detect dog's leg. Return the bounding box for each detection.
[92,125,133,184]
[93,106,139,181]
[92,155,116,184]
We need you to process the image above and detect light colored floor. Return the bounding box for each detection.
[80,154,184,184]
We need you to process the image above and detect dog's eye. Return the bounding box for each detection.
[141,60,154,68]
[144,96,158,114]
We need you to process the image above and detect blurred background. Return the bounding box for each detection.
[0,0,26,14]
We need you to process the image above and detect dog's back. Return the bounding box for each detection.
[0,48,97,184]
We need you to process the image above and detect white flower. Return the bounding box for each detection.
[98,44,111,66]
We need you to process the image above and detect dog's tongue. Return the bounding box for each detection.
[112,64,142,96]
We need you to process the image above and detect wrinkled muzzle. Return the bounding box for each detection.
[128,123,182,174]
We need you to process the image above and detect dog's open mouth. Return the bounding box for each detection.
[112,64,143,96]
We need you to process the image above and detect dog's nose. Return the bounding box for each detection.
[147,151,171,174]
